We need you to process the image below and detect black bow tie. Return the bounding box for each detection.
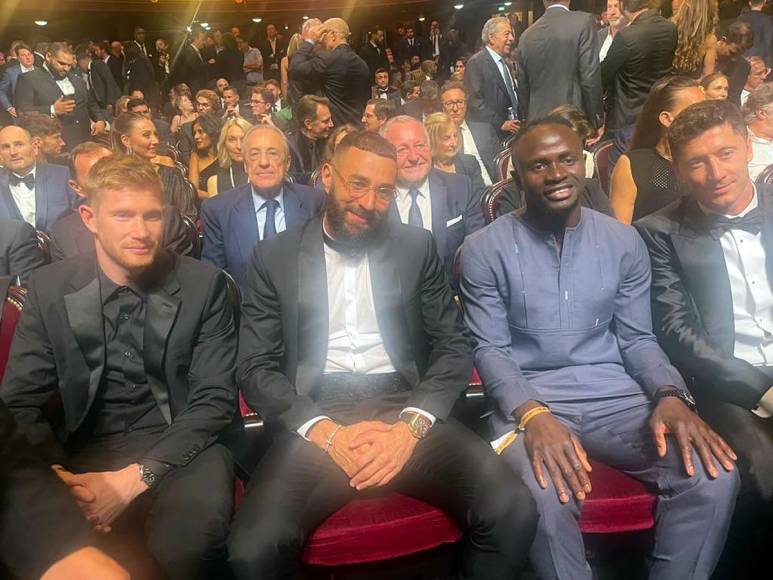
[10,173,34,188]
[708,207,764,239]
[378,87,390,94]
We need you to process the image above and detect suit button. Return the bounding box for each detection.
[120,313,130,321]
[123,350,132,358]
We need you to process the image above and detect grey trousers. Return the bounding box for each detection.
[500,391,740,580]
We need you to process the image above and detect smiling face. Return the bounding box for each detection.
[487,20,514,57]
[383,119,431,188]
[123,118,159,160]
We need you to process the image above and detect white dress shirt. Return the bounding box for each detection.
[748,129,773,181]
[484,46,517,96]
[9,165,37,226]
[459,121,493,185]
[251,187,286,240]
[599,30,614,62]
[395,179,433,233]
[43,64,75,118]
[19,63,34,74]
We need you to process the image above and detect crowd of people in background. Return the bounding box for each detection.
[0,0,773,579]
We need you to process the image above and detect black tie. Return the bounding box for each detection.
[10,173,34,189]
[408,189,423,228]
[262,199,279,240]
[708,207,764,239]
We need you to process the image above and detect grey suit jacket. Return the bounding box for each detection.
[517,6,603,127]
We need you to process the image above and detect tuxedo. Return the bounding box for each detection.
[0,219,47,284]
[229,216,537,579]
[82,58,121,110]
[360,41,389,75]
[371,85,397,100]
[14,67,107,149]
[104,53,123,86]
[200,182,326,290]
[0,164,72,231]
[397,36,427,65]
[286,131,325,184]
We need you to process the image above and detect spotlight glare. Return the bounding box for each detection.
[34,20,48,26]
[252,17,263,23]
[454,4,464,9]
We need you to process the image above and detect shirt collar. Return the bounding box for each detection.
[251,185,285,213]
[97,265,145,304]
[547,3,570,10]
[485,46,504,64]
[396,177,430,202]
[20,63,33,73]
[750,127,772,144]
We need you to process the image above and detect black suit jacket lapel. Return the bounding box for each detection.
[295,219,328,396]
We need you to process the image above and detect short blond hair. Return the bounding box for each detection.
[84,154,163,207]
[424,112,458,160]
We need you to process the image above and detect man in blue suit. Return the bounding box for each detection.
[0,125,72,231]
[381,115,484,275]
[0,43,36,119]
[201,125,325,290]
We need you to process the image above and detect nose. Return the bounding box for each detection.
[706,156,725,183]
[357,190,378,212]
[545,161,567,183]
[131,216,151,239]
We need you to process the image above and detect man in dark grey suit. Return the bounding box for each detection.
[228,130,536,579]
[0,219,46,284]
[516,0,604,131]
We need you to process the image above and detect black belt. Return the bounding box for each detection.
[313,372,410,404]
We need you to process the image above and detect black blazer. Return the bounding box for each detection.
[464,48,518,138]
[170,44,209,93]
[86,58,121,110]
[360,42,389,76]
[0,219,47,284]
[0,164,73,231]
[104,54,123,87]
[635,185,773,409]
[1,251,238,468]
[601,9,677,131]
[15,68,107,149]
[236,216,472,431]
[258,37,286,81]
[453,153,486,198]
[124,56,159,107]
[397,36,428,65]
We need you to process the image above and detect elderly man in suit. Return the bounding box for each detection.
[228,129,537,579]
[598,0,627,62]
[636,99,773,579]
[517,0,604,133]
[381,115,484,275]
[464,16,520,139]
[201,125,326,290]
[1,154,237,580]
[15,42,107,150]
[0,43,36,119]
[0,126,72,231]
[0,219,47,284]
[75,48,121,113]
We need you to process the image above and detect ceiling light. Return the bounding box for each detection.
[34,20,48,26]
[418,16,426,22]
[252,17,262,23]
[454,4,464,9]
[302,16,309,20]
[498,5,505,10]
[504,1,512,5]
[284,25,289,30]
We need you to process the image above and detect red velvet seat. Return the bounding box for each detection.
[0,287,25,382]
[581,461,656,534]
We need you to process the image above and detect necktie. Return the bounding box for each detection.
[499,57,519,110]
[708,207,764,239]
[262,199,279,240]
[408,189,423,228]
[10,173,34,189]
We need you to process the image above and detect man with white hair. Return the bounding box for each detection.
[598,0,627,62]
[287,17,322,106]
[464,16,520,138]
[743,82,773,180]
[290,17,373,126]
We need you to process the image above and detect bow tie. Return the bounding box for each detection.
[378,88,390,94]
[708,207,764,239]
[10,173,34,189]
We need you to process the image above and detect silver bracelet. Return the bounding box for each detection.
[324,425,343,454]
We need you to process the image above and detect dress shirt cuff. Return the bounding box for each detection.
[297,415,332,440]
[753,386,773,418]
[50,104,57,117]
[400,407,437,426]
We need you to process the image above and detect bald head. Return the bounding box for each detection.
[0,125,37,175]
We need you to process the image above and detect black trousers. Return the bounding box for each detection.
[697,396,773,580]
[67,432,234,580]
[228,392,537,580]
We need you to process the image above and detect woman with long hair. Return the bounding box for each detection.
[111,112,198,218]
[609,76,705,223]
[424,112,486,197]
[188,113,222,199]
[206,116,253,197]
[671,0,719,77]
[701,71,729,99]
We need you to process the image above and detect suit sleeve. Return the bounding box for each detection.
[14,74,53,115]
[9,222,47,284]
[200,200,227,270]
[139,270,237,477]
[461,172,485,236]
[237,243,327,432]
[85,80,108,123]
[578,15,604,129]
[515,44,530,122]
[162,209,196,258]
[0,401,94,580]
[0,69,14,110]
[288,42,326,85]
[601,32,630,90]
[635,222,772,408]
[464,56,505,130]
[101,65,122,110]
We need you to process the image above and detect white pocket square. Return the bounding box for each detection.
[446,214,463,227]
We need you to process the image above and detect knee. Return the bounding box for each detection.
[472,474,539,543]
[149,506,231,568]
[683,464,741,507]
[228,514,303,575]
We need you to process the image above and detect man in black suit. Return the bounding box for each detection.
[636,99,773,579]
[15,42,108,150]
[169,30,210,94]
[259,24,286,82]
[359,26,389,76]
[286,95,335,184]
[0,219,46,284]
[292,18,372,126]
[397,26,427,68]
[464,16,520,140]
[201,125,326,290]
[601,0,677,133]
[517,0,603,131]
[382,115,484,274]
[738,0,772,67]
[96,41,123,88]
[0,125,72,231]
[1,154,237,580]
[0,401,129,580]
[717,21,755,106]
[75,48,121,113]
[49,142,194,261]
[228,130,537,578]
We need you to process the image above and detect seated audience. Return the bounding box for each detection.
[206,116,252,197]
[221,85,245,120]
[111,112,197,218]
[701,71,730,100]
[127,97,173,147]
[114,95,131,116]
[228,130,537,579]
[610,76,704,224]
[743,82,773,181]
[0,218,47,284]
[636,98,773,579]
[402,79,442,120]
[288,95,334,183]
[169,92,197,136]
[164,83,191,121]
[322,123,357,164]
[371,67,397,100]
[451,56,467,81]
[551,104,597,178]
[264,78,288,116]
[399,79,420,106]
[410,59,438,83]
[1,154,238,580]
[461,116,739,580]
[741,56,770,105]
[248,87,287,131]
[49,142,195,260]
[17,111,66,164]
[201,125,325,290]
[424,112,486,197]
[188,113,222,199]
[361,98,394,133]
[0,125,72,230]
[382,115,484,274]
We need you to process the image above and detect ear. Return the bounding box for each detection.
[79,203,98,235]
[321,162,333,194]
[30,136,42,154]
[658,110,674,128]
[120,133,131,148]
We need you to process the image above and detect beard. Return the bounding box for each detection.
[325,183,385,247]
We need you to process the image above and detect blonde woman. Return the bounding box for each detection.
[280,33,304,103]
[206,116,253,197]
[671,0,719,78]
[424,112,485,196]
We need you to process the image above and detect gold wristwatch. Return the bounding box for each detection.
[399,411,432,439]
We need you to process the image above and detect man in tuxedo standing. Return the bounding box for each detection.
[15,42,107,150]
[132,27,155,63]
[1,154,237,580]
[397,26,426,69]
[201,125,326,290]
[228,130,537,578]
[75,48,121,113]
[360,26,389,77]
[636,99,773,578]
[169,30,210,94]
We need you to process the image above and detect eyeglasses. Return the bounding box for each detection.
[330,165,396,201]
[442,99,466,108]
